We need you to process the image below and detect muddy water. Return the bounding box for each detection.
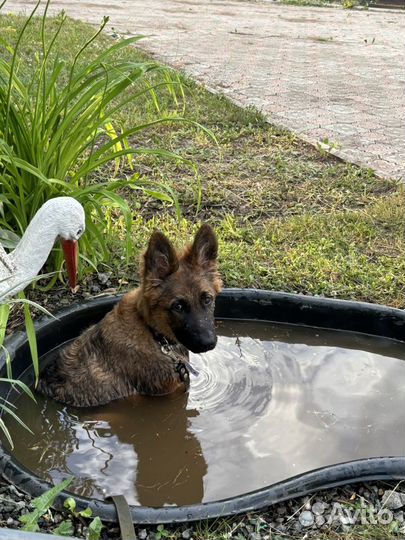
[4,321,405,506]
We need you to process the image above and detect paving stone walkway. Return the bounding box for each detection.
[5,0,405,180]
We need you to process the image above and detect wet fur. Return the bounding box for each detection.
[38,225,221,407]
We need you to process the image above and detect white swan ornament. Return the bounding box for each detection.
[0,197,85,299]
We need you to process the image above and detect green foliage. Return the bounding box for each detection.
[0,284,55,447]
[156,524,171,539]
[0,1,201,281]
[53,496,101,538]
[53,520,74,536]
[0,375,35,449]
[269,0,368,7]
[88,516,104,540]
[316,137,340,155]
[342,0,357,8]
[63,496,93,519]
[19,477,73,532]
[1,283,55,375]
[20,291,39,381]
[63,497,77,514]
[0,301,9,348]
[20,490,104,538]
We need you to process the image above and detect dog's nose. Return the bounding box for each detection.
[197,330,217,352]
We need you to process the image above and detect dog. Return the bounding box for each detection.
[38,224,222,407]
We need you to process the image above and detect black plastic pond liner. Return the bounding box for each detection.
[0,289,404,525]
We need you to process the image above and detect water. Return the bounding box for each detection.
[4,320,405,507]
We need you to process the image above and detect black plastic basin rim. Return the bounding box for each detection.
[0,288,404,525]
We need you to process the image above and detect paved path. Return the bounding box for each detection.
[5,0,405,180]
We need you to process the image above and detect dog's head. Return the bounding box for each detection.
[140,225,222,354]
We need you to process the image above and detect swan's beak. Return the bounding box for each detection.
[61,239,78,289]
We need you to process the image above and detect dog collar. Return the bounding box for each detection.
[148,326,199,379]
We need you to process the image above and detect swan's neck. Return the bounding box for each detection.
[11,208,59,289]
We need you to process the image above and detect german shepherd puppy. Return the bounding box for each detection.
[38,225,221,408]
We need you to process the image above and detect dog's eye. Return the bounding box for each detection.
[201,294,213,306]
[172,301,185,313]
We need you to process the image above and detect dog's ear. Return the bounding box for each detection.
[186,224,218,271]
[143,231,179,283]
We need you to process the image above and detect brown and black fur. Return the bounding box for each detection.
[38,225,222,407]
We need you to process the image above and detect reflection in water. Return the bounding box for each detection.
[12,391,206,506]
[4,321,405,506]
[92,393,207,506]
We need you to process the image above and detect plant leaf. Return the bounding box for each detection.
[0,377,36,401]
[79,506,93,518]
[53,520,74,536]
[64,497,76,513]
[20,293,39,383]
[87,516,103,540]
[31,477,74,513]
[0,303,10,350]
[0,400,34,436]
[0,228,20,249]
[0,417,14,450]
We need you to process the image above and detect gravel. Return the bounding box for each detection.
[395,511,404,523]
[1,479,405,539]
[315,514,326,527]
[299,510,314,527]
[382,489,405,510]
[311,501,326,515]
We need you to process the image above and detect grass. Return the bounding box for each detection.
[267,0,370,8]
[1,13,404,308]
[275,0,341,7]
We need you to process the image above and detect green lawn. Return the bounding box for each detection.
[0,13,404,308]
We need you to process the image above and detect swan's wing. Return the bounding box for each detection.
[0,243,16,276]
